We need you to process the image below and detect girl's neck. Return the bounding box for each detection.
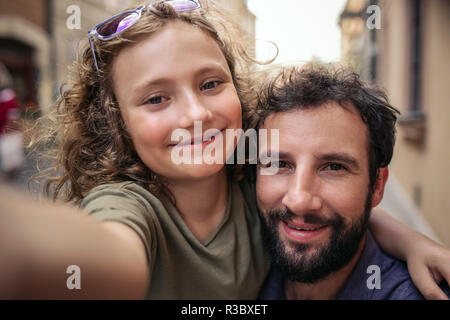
[167,168,229,242]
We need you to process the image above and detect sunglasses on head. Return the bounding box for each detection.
[88,0,202,75]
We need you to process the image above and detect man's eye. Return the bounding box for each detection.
[201,80,221,91]
[259,160,290,169]
[277,161,290,169]
[324,163,346,171]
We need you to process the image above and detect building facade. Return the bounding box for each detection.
[0,0,52,114]
[340,0,450,246]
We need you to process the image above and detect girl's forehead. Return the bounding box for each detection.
[111,21,231,103]
[114,20,225,68]
[123,21,214,52]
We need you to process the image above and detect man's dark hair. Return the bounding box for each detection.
[256,64,400,187]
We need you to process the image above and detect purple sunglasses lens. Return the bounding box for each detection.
[93,2,200,39]
[116,14,139,33]
[97,12,140,37]
[166,0,199,11]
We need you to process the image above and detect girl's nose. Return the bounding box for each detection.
[177,92,213,128]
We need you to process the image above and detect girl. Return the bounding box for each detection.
[0,0,449,299]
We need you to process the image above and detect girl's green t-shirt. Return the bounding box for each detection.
[80,178,271,299]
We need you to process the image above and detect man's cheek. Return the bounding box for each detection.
[325,190,365,217]
[258,176,287,201]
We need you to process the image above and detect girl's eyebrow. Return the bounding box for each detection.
[132,64,231,97]
[194,64,230,77]
[132,78,172,98]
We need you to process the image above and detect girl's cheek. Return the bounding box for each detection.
[226,95,243,127]
[129,112,170,146]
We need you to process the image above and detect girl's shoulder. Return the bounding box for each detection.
[80,181,167,213]
[84,181,150,195]
[80,181,162,271]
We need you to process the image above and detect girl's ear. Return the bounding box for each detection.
[371,167,389,207]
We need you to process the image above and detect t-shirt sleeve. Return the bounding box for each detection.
[79,183,158,272]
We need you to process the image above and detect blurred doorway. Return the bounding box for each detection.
[0,37,38,117]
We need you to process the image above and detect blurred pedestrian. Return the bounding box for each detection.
[0,62,24,179]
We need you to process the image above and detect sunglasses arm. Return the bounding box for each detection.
[89,35,100,76]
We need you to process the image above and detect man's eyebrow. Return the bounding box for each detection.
[317,153,360,169]
[258,150,290,159]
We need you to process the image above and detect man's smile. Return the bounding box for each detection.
[280,219,331,243]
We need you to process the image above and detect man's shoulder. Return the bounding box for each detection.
[339,231,426,300]
[376,250,450,299]
[258,268,285,300]
[371,257,424,299]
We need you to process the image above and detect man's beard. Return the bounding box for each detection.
[261,192,372,284]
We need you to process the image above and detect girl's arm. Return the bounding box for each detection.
[0,182,148,299]
[370,207,450,300]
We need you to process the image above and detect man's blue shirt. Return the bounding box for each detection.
[259,231,450,300]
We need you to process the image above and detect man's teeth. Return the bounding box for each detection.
[287,223,323,231]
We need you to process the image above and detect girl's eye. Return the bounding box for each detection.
[201,80,221,91]
[146,95,167,105]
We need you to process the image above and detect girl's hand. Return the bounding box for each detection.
[406,236,450,300]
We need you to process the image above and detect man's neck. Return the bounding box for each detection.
[284,234,367,300]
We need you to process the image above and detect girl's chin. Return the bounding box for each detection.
[165,163,227,181]
[184,162,226,177]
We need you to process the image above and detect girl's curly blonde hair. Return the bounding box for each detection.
[32,1,262,203]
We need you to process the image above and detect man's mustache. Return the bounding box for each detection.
[267,207,344,227]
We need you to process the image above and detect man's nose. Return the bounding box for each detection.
[177,91,213,128]
[281,167,322,215]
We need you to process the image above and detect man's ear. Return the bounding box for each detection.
[371,167,389,207]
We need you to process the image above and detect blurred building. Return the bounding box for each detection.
[0,0,255,115]
[339,0,369,77]
[340,0,450,246]
[217,0,255,56]
[0,0,140,114]
[0,0,51,115]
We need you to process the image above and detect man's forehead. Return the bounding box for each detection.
[259,102,369,160]
[261,102,362,128]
